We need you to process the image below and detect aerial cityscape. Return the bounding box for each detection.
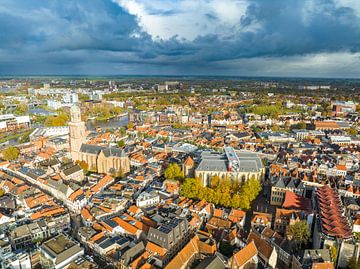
[1,1,360,269]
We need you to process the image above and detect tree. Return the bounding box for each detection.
[118,140,125,148]
[210,175,220,188]
[287,221,310,248]
[45,116,66,126]
[127,122,135,130]
[44,112,69,127]
[219,241,234,257]
[291,121,307,130]
[239,177,262,209]
[164,163,184,182]
[347,128,358,136]
[118,127,126,136]
[251,125,261,133]
[14,103,28,115]
[330,245,337,264]
[76,160,89,171]
[180,178,202,198]
[2,146,20,161]
[297,121,307,129]
[271,124,280,132]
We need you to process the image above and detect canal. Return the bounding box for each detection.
[85,115,128,131]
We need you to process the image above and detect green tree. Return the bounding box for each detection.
[2,146,20,161]
[118,127,126,136]
[251,125,261,133]
[118,140,125,148]
[219,241,234,257]
[164,163,184,182]
[14,103,28,115]
[0,103,4,110]
[292,121,307,130]
[287,221,310,248]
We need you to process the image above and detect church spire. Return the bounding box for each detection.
[69,105,86,161]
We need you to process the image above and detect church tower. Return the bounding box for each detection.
[69,106,86,161]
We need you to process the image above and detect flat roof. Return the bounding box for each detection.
[43,234,76,255]
[41,234,83,265]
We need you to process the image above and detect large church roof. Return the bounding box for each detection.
[79,144,126,158]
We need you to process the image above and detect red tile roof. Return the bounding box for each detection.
[183,156,194,167]
[231,241,258,268]
[228,209,246,223]
[31,206,66,220]
[317,186,352,239]
[68,188,83,202]
[146,241,167,257]
[247,232,273,260]
[91,175,114,194]
[312,262,334,269]
[282,191,311,211]
[25,194,51,209]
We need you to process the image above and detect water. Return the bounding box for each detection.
[86,115,128,131]
[0,138,19,149]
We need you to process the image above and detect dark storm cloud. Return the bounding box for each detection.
[1,0,360,76]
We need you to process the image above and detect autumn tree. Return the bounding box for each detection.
[76,160,89,171]
[127,122,135,130]
[180,176,261,209]
[347,128,358,136]
[180,178,202,199]
[287,220,310,248]
[330,245,337,264]
[210,175,220,188]
[2,146,20,161]
[164,163,184,182]
[14,103,28,115]
[44,112,69,127]
[240,177,262,209]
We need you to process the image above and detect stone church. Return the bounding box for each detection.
[69,106,130,175]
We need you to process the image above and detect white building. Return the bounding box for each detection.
[47,100,63,110]
[30,126,69,140]
[2,252,32,269]
[63,93,79,104]
[136,191,160,208]
[0,114,30,132]
[329,135,352,145]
